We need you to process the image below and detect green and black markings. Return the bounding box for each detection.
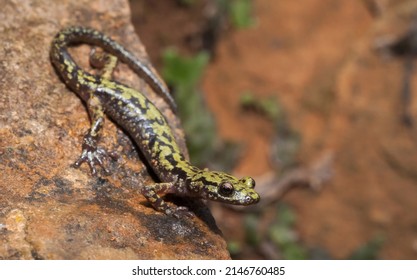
[50,26,260,218]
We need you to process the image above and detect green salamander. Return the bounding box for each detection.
[50,26,260,217]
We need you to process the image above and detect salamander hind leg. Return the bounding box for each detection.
[74,50,119,175]
[89,47,118,80]
[141,182,194,218]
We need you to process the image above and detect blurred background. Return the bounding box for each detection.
[129,0,417,259]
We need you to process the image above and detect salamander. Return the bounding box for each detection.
[50,26,260,217]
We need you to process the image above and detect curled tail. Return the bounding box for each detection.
[50,26,176,111]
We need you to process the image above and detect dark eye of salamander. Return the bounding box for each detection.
[248,177,255,188]
[219,182,234,196]
[241,177,256,188]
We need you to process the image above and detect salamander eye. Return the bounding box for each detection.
[249,177,255,188]
[219,182,234,197]
[241,177,256,189]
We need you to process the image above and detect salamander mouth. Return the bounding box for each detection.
[205,192,260,205]
[228,193,260,205]
[242,195,260,205]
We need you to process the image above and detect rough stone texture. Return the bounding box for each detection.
[0,0,229,259]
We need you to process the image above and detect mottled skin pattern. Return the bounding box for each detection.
[50,27,260,217]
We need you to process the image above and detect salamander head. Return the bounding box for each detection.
[190,171,260,205]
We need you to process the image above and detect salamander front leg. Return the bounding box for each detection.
[73,94,117,175]
[141,182,193,218]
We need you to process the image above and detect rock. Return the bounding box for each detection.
[0,0,229,259]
